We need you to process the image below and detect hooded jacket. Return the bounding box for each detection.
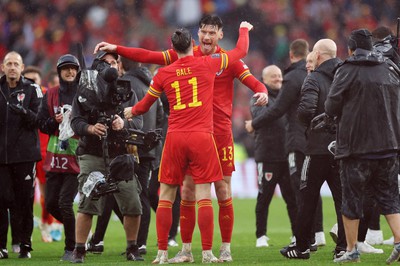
[325,49,400,159]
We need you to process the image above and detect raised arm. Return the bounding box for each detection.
[94,41,177,66]
[207,21,253,73]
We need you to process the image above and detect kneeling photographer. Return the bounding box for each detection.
[70,51,144,262]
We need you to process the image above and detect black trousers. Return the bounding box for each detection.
[295,155,346,252]
[137,159,152,246]
[290,151,324,236]
[45,172,78,251]
[148,167,181,240]
[0,162,35,250]
[255,161,297,238]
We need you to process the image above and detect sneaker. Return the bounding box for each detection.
[168,250,194,263]
[50,223,63,242]
[87,240,104,254]
[138,244,147,255]
[152,250,168,264]
[330,223,338,244]
[386,245,400,264]
[60,250,74,262]
[281,241,296,251]
[168,238,179,247]
[280,246,310,259]
[126,246,144,261]
[383,236,395,245]
[202,250,221,263]
[333,249,346,259]
[333,249,360,263]
[365,229,383,245]
[256,235,269,247]
[12,244,20,253]
[315,231,326,246]
[71,249,86,263]
[39,222,53,243]
[18,250,31,259]
[219,246,232,262]
[0,249,8,259]
[18,245,32,259]
[310,241,318,252]
[357,241,384,254]
[50,229,62,242]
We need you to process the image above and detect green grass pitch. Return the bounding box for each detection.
[3,196,395,265]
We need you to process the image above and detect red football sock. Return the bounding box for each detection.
[197,199,214,250]
[180,200,196,243]
[156,200,173,250]
[40,195,54,224]
[218,197,234,243]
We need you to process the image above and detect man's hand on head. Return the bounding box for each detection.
[93,42,117,55]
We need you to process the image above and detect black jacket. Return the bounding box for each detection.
[251,88,287,162]
[251,60,307,153]
[0,75,42,163]
[37,79,78,135]
[325,49,400,159]
[71,89,143,159]
[123,67,164,160]
[298,58,342,155]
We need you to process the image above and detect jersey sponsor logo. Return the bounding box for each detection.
[211,53,221,58]
[265,172,273,181]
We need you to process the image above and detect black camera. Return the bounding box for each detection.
[82,128,162,200]
[83,154,137,200]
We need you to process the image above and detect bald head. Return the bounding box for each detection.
[262,65,282,91]
[312,39,336,67]
[313,39,337,58]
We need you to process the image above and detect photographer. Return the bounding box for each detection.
[372,26,400,68]
[70,51,144,263]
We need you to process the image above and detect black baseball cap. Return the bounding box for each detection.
[96,50,118,61]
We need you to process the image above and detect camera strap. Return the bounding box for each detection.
[101,133,111,179]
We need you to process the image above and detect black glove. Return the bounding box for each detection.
[9,103,28,115]
[310,113,336,134]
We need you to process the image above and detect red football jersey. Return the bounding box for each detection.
[150,55,224,132]
[118,28,266,135]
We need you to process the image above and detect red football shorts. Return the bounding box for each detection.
[159,131,223,185]
[214,133,235,176]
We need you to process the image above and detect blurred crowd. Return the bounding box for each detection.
[1,0,398,157]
